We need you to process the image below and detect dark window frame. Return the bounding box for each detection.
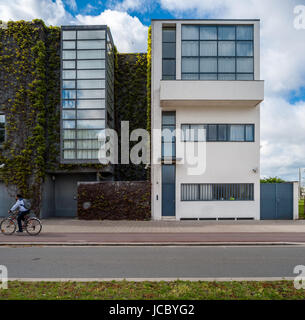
[162,27,176,80]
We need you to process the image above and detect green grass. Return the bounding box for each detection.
[299,199,305,219]
[0,281,305,300]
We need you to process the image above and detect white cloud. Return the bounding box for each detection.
[65,0,77,11]
[76,10,148,52]
[108,0,155,13]
[0,0,74,25]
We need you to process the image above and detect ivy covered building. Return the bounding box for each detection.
[0,20,149,218]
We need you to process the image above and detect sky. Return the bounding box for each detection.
[1,0,305,181]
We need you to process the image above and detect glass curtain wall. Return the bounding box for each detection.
[61,27,111,162]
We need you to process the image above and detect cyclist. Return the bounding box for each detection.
[8,194,30,233]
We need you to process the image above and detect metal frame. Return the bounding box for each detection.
[181,183,255,201]
[60,25,115,164]
[162,27,176,80]
[181,24,254,80]
[180,123,255,142]
[161,111,176,160]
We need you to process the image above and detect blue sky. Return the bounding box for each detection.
[1,0,305,181]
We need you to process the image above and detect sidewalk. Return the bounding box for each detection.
[1,219,305,245]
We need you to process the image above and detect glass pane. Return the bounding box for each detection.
[162,43,176,58]
[63,130,76,139]
[77,150,98,160]
[218,74,235,80]
[236,73,254,80]
[162,126,176,143]
[236,58,253,73]
[77,70,105,79]
[77,90,105,99]
[63,70,76,79]
[77,129,101,139]
[77,120,105,129]
[200,58,217,73]
[163,75,176,80]
[77,40,105,49]
[62,31,76,40]
[218,41,235,56]
[218,57,235,72]
[162,59,176,76]
[182,58,199,73]
[190,124,206,141]
[62,110,76,119]
[77,50,105,59]
[62,100,75,108]
[245,125,254,141]
[182,25,199,40]
[77,140,100,149]
[200,74,217,80]
[62,90,76,99]
[237,41,253,56]
[62,50,76,59]
[77,60,105,69]
[208,124,217,141]
[182,73,199,80]
[236,26,253,40]
[230,125,245,141]
[163,29,176,42]
[63,61,75,69]
[77,100,105,109]
[0,115,5,123]
[181,125,189,141]
[218,124,227,141]
[200,26,217,40]
[162,142,175,157]
[162,113,175,125]
[63,80,75,89]
[200,41,217,56]
[64,150,75,159]
[63,41,75,49]
[77,110,105,119]
[77,80,105,89]
[64,141,75,149]
[218,26,235,40]
[63,120,75,129]
[77,30,105,39]
[182,41,198,56]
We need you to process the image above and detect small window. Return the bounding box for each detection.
[208,124,217,141]
[0,114,5,144]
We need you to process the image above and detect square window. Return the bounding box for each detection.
[62,90,76,99]
[218,41,235,56]
[218,57,235,72]
[63,120,75,129]
[236,26,253,40]
[162,59,176,76]
[63,61,75,69]
[218,26,235,40]
[62,50,76,59]
[62,100,75,108]
[200,41,217,56]
[229,125,245,141]
[162,28,176,42]
[237,41,253,56]
[63,41,75,49]
[63,80,75,89]
[63,70,76,79]
[62,110,76,119]
[236,58,253,73]
[182,58,199,73]
[63,130,76,139]
[163,42,176,58]
[182,25,199,40]
[62,31,76,40]
[200,58,217,73]
[200,26,217,40]
[182,41,198,56]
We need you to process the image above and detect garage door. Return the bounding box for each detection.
[260,183,293,220]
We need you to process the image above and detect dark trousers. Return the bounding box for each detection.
[17,210,29,232]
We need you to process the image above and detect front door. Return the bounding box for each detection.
[162,165,176,217]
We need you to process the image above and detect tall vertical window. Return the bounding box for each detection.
[162,112,176,158]
[61,27,113,162]
[181,24,254,80]
[162,27,176,80]
[0,114,5,145]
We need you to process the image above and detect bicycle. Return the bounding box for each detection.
[0,211,42,236]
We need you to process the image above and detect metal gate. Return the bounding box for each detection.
[260,183,293,220]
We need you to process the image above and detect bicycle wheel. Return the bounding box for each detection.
[0,218,17,235]
[25,218,42,236]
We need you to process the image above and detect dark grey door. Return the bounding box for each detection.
[260,183,293,220]
[162,165,175,217]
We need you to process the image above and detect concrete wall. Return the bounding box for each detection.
[0,183,14,217]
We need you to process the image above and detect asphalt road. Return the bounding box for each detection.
[1,246,305,279]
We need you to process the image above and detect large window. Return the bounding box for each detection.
[162,27,176,80]
[0,114,5,145]
[181,124,254,142]
[61,27,108,161]
[181,25,254,80]
[181,183,254,201]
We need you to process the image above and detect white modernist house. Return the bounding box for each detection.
[151,19,264,220]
